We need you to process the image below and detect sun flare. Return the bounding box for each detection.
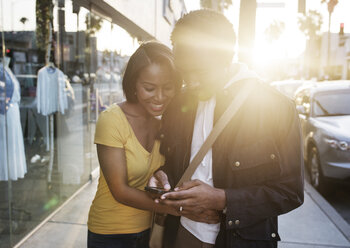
[253,29,306,66]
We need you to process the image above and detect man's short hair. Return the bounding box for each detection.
[122,41,181,103]
[171,9,236,65]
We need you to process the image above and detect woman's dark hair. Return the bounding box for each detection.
[122,41,181,103]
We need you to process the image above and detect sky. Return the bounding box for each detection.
[184,0,350,64]
[184,0,350,33]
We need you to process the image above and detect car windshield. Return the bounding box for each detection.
[313,90,350,117]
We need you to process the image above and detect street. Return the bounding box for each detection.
[305,168,350,225]
[323,184,350,225]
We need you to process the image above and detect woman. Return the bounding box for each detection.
[87,41,181,248]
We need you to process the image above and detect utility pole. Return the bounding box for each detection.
[327,10,331,77]
[238,0,257,67]
[326,0,338,78]
[73,1,80,72]
[58,0,65,71]
[298,0,306,14]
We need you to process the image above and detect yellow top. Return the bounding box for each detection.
[88,104,164,234]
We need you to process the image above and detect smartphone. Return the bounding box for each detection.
[144,186,172,195]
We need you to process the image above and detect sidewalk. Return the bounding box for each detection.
[16,178,350,248]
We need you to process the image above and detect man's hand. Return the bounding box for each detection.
[183,209,221,224]
[164,205,181,217]
[159,179,226,212]
[148,170,171,190]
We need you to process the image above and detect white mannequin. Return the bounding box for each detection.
[0,56,27,181]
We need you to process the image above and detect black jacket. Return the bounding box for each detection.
[158,79,304,248]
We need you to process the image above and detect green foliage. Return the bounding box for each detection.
[200,0,232,12]
[298,10,323,40]
[85,13,103,36]
[35,0,54,51]
[321,0,338,13]
[264,20,285,43]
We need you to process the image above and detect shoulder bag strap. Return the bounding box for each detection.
[175,82,253,187]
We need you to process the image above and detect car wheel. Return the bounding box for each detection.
[308,147,330,194]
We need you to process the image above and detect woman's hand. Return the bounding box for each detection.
[148,170,171,190]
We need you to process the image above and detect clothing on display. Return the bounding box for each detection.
[0,65,14,115]
[36,66,68,116]
[20,100,50,151]
[0,64,27,181]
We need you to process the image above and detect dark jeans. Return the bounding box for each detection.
[87,229,150,248]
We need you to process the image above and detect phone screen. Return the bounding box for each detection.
[144,186,171,195]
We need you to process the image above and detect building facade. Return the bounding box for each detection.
[319,32,350,80]
[0,1,186,247]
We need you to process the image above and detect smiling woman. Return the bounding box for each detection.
[87,41,182,248]
[135,63,177,116]
[122,41,181,112]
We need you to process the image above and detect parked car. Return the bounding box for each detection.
[294,81,350,193]
[270,79,315,99]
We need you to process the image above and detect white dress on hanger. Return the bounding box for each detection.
[36,66,68,116]
[0,66,27,181]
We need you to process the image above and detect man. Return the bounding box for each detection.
[150,9,304,248]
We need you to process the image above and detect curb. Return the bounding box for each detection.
[305,180,350,242]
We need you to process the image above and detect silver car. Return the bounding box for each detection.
[294,81,350,193]
[270,80,315,99]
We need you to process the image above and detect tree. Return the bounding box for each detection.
[85,13,103,36]
[321,0,338,13]
[200,0,232,13]
[36,0,54,63]
[298,10,323,78]
[264,20,285,43]
[321,0,338,76]
[298,10,323,40]
[84,13,103,79]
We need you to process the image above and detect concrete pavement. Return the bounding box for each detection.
[279,182,350,248]
[16,177,350,248]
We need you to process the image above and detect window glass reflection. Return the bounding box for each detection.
[0,0,143,246]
